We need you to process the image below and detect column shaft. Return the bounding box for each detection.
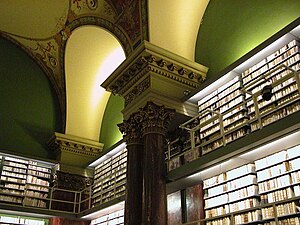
[143,132,167,225]
[125,143,143,225]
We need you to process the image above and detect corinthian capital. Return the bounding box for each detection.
[118,113,142,145]
[135,101,175,136]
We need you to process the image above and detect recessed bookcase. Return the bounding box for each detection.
[202,144,300,225]
[90,209,124,225]
[92,147,127,207]
[242,39,300,132]
[197,75,249,154]
[0,154,53,209]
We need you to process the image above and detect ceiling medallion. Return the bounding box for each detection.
[86,0,98,10]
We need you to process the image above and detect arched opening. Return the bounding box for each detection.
[65,26,126,141]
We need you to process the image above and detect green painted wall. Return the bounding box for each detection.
[0,37,62,160]
[195,0,300,82]
[100,94,124,150]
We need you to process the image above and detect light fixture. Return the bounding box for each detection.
[261,84,273,101]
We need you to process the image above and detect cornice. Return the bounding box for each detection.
[102,41,208,98]
[48,132,103,157]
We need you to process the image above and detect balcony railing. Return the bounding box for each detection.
[0,176,126,216]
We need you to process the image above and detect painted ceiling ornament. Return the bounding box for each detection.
[86,0,98,10]
[49,56,58,67]
[31,41,57,64]
[60,27,72,41]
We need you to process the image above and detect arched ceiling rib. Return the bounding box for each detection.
[148,0,210,61]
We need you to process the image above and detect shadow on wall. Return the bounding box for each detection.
[15,120,56,159]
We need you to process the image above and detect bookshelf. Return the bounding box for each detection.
[0,154,53,209]
[242,39,300,132]
[197,75,249,154]
[0,213,48,225]
[90,209,124,225]
[202,144,300,225]
[203,164,259,224]
[255,145,300,225]
[92,147,127,206]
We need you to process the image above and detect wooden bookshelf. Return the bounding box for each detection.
[90,209,124,225]
[92,148,127,206]
[0,154,53,209]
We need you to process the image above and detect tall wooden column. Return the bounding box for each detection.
[137,102,175,225]
[102,41,208,225]
[118,115,143,225]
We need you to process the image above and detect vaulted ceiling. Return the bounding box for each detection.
[0,0,209,142]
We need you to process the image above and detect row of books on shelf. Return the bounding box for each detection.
[204,147,299,191]
[255,146,300,170]
[258,174,293,193]
[202,128,248,154]
[242,40,298,78]
[243,50,299,85]
[23,197,47,208]
[206,217,230,225]
[234,209,261,225]
[247,83,298,113]
[2,165,27,174]
[260,187,294,204]
[0,215,47,225]
[2,156,51,168]
[262,202,299,219]
[246,69,296,98]
[28,165,51,173]
[94,163,127,179]
[90,209,124,225]
[277,217,300,225]
[94,149,127,171]
[1,171,26,179]
[205,175,299,203]
[28,169,51,178]
[93,187,125,204]
[199,86,241,111]
[250,100,300,131]
[198,76,240,107]
[26,175,49,186]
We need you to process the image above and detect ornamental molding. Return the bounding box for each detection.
[102,41,208,98]
[124,76,150,106]
[118,114,142,144]
[48,132,103,157]
[54,170,93,191]
[135,101,175,136]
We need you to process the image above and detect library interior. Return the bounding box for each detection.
[0,1,300,225]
